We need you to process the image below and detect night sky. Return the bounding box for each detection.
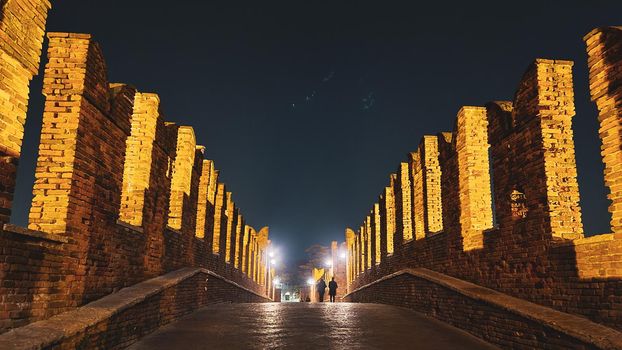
[11,1,622,268]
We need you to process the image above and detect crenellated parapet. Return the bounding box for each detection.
[346,29,622,331]
[0,31,270,331]
[345,227,355,288]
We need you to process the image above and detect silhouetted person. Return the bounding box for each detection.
[316,278,327,302]
[328,277,338,302]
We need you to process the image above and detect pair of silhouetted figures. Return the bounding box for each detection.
[316,277,338,302]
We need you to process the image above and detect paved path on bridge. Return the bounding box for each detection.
[130,303,497,349]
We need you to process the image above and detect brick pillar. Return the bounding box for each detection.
[29,33,133,236]
[345,228,355,288]
[242,225,251,274]
[455,107,494,250]
[204,164,218,251]
[0,0,51,223]
[250,234,257,282]
[251,235,257,282]
[254,231,260,283]
[585,27,622,238]
[28,34,136,300]
[396,162,414,243]
[421,136,443,234]
[365,216,372,268]
[167,126,196,231]
[411,137,444,237]
[212,182,226,255]
[229,207,239,266]
[352,231,357,277]
[259,226,269,289]
[234,212,244,269]
[246,228,253,277]
[359,224,366,271]
[360,229,365,274]
[195,159,211,238]
[119,93,160,227]
[373,203,381,264]
[218,188,229,261]
[118,92,174,276]
[354,231,360,276]
[380,177,396,257]
[410,151,425,239]
[518,59,582,240]
[225,192,234,263]
[489,59,583,241]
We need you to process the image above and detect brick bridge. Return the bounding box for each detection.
[0,2,621,349]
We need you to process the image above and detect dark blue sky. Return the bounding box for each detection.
[12,1,622,266]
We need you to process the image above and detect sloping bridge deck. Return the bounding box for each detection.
[129,303,498,350]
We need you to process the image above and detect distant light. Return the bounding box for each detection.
[340,252,347,259]
[307,278,315,285]
[271,259,276,265]
[269,251,275,258]
[325,259,333,267]
[273,277,280,285]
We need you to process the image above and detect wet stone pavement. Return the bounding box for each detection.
[130,302,497,350]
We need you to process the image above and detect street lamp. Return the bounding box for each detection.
[307,278,314,285]
[340,251,346,259]
[325,259,332,268]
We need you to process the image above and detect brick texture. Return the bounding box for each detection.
[0,33,271,334]
[0,0,51,224]
[585,26,622,238]
[345,45,622,340]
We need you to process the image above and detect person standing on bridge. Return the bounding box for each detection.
[316,278,327,302]
[328,277,338,302]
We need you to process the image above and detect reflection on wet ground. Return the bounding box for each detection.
[130,302,498,350]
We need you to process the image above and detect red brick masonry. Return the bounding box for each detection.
[0,267,269,349]
[346,268,622,350]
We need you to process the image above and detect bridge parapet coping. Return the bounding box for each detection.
[0,268,270,350]
[346,268,622,350]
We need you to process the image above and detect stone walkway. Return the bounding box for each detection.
[130,302,497,349]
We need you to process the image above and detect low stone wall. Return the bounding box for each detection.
[345,268,622,350]
[0,267,269,350]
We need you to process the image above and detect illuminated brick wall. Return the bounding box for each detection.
[346,33,622,333]
[0,32,270,332]
[0,0,51,223]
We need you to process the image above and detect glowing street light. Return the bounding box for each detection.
[273,277,281,285]
[307,278,315,285]
[340,251,347,259]
[271,258,277,265]
[269,251,275,258]
[325,259,333,268]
